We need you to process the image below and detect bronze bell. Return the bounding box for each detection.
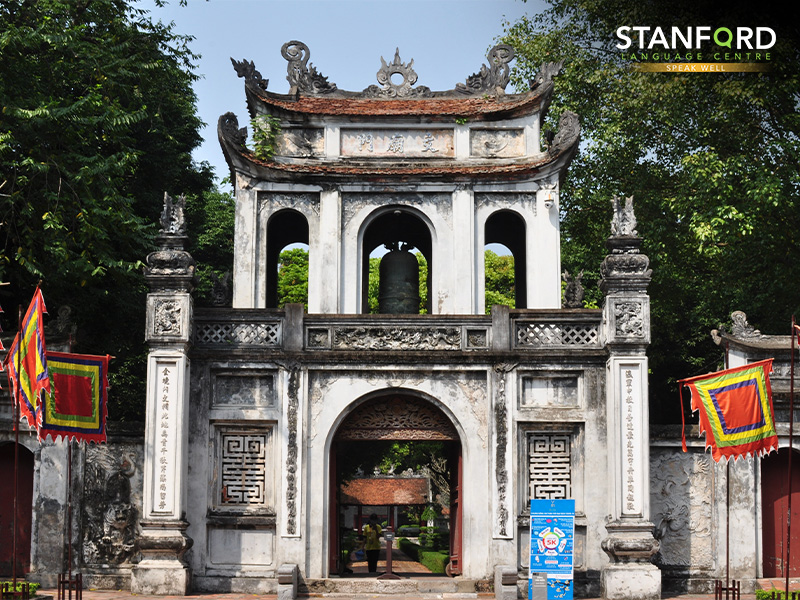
[378,243,420,314]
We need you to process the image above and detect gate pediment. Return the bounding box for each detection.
[336,396,458,441]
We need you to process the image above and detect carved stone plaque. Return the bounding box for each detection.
[341,129,454,157]
[470,129,524,158]
[213,374,275,407]
[275,128,324,158]
[520,375,579,408]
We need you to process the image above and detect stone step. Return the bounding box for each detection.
[301,577,491,597]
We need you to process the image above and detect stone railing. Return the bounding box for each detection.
[512,310,602,349]
[194,309,284,348]
[304,314,492,351]
[192,307,603,352]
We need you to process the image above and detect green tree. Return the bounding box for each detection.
[484,250,515,311]
[500,0,800,422]
[0,0,214,420]
[277,248,309,309]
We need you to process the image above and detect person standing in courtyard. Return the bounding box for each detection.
[363,513,383,574]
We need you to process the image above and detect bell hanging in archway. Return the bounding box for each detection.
[378,242,420,314]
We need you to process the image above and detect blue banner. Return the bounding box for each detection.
[529,499,575,600]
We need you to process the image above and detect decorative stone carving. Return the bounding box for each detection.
[456,44,515,95]
[476,192,536,214]
[209,271,232,307]
[82,445,140,566]
[154,299,182,337]
[729,310,764,339]
[332,326,460,350]
[230,57,269,91]
[529,60,564,91]
[337,396,458,441]
[614,300,644,338]
[159,192,186,236]
[144,193,196,293]
[469,129,524,158]
[218,112,248,151]
[650,450,713,568]
[516,321,599,347]
[602,520,660,563]
[281,40,337,95]
[528,432,572,499]
[213,374,275,407]
[259,191,320,217]
[610,195,638,237]
[548,110,581,156]
[342,192,450,228]
[599,196,652,296]
[285,365,300,535]
[493,363,516,537]
[361,48,432,98]
[218,430,273,508]
[562,270,585,308]
[275,128,324,158]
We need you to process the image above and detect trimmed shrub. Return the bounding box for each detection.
[398,537,450,574]
[1,582,41,596]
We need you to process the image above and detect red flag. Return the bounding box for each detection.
[679,359,777,462]
[39,352,109,443]
[4,288,50,429]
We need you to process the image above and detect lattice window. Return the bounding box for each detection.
[218,429,273,508]
[528,433,571,500]
[195,322,281,347]
[516,323,598,347]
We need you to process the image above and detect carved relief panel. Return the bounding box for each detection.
[650,449,714,570]
[211,425,276,514]
[146,293,192,343]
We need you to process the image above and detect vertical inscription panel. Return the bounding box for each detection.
[147,357,181,518]
[619,361,644,517]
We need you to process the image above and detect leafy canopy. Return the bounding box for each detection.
[500,0,800,422]
[0,0,215,419]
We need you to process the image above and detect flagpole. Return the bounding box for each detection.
[12,305,22,593]
[788,314,797,595]
[724,342,730,596]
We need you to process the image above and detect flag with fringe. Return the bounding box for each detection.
[680,359,777,462]
[39,352,109,443]
[5,289,50,429]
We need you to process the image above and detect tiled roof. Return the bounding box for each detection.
[340,477,430,506]
[246,86,546,120]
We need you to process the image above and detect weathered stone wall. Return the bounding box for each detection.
[78,426,145,589]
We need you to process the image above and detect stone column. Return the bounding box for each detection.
[598,196,660,600]
[131,193,195,595]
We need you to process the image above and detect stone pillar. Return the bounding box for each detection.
[131,193,195,595]
[598,196,660,600]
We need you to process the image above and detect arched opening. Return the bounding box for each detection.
[328,394,462,577]
[485,210,526,309]
[361,209,432,314]
[0,443,34,576]
[762,447,800,577]
[266,209,309,309]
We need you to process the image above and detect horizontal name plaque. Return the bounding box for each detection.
[341,129,454,158]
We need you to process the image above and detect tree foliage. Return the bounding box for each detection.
[277,247,309,309]
[484,250,515,311]
[0,0,215,420]
[500,0,800,422]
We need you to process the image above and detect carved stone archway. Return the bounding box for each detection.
[329,394,462,576]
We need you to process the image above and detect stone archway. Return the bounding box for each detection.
[328,394,462,577]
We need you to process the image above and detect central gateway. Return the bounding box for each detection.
[132,41,661,599]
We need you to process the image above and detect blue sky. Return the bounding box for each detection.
[140,0,545,183]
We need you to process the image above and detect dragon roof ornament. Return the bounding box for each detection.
[232,41,544,98]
